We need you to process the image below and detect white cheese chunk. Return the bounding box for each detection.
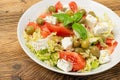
[94,22,109,35]
[61,37,73,49]
[31,33,55,50]
[31,39,48,50]
[86,14,98,28]
[44,16,57,24]
[57,59,73,72]
[99,50,111,64]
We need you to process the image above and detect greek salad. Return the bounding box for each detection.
[23,1,118,72]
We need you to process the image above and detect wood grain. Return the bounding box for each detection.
[0,0,120,80]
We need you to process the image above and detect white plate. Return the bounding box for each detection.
[17,0,120,76]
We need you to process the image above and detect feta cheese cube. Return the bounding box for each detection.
[31,33,56,50]
[86,14,98,28]
[61,37,73,49]
[99,50,111,64]
[31,39,48,50]
[44,16,57,24]
[94,22,109,35]
[57,59,73,72]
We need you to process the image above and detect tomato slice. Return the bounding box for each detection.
[40,24,51,38]
[107,41,118,54]
[96,43,104,50]
[27,22,39,29]
[69,1,78,12]
[55,1,63,12]
[45,23,73,37]
[105,38,115,46]
[39,13,51,18]
[59,51,86,71]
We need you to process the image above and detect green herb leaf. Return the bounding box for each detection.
[53,13,74,26]
[53,13,69,22]
[72,23,87,40]
[72,12,83,22]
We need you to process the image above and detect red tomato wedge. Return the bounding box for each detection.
[27,22,39,29]
[39,13,51,18]
[55,1,63,12]
[69,1,78,12]
[105,38,115,46]
[45,22,73,37]
[96,43,104,50]
[40,24,51,38]
[106,38,118,54]
[59,51,86,71]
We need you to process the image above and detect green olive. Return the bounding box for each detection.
[48,6,56,12]
[25,26,35,35]
[66,10,74,16]
[36,18,44,25]
[81,39,90,48]
[90,46,100,57]
[73,37,81,47]
[88,11,96,17]
[79,18,86,24]
[75,48,84,53]
[61,8,67,12]
[79,9,86,15]
[73,40,81,47]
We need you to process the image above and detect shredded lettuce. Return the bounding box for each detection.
[25,42,36,53]
[24,28,42,42]
[36,49,51,61]
[99,13,114,37]
[91,60,99,69]
[43,52,59,66]
[47,40,56,52]
[82,55,99,72]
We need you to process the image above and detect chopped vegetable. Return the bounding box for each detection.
[25,26,35,35]
[72,23,87,40]
[48,6,56,13]
[55,1,63,11]
[69,1,78,12]
[36,17,44,25]
[72,12,83,22]
[81,39,90,48]
[59,51,86,71]
[45,22,73,37]
[23,1,118,72]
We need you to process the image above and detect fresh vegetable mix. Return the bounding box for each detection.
[24,1,118,72]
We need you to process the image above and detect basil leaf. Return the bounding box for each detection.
[53,13,74,26]
[53,12,83,26]
[72,23,87,40]
[53,13,69,22]
[72,12,83,22]
[63,17,73,26]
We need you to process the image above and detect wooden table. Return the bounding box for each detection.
[0,0,120,80]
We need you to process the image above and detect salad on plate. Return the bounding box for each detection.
[23,1,118,72]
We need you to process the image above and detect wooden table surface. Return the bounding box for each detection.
[0,0,120,80]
